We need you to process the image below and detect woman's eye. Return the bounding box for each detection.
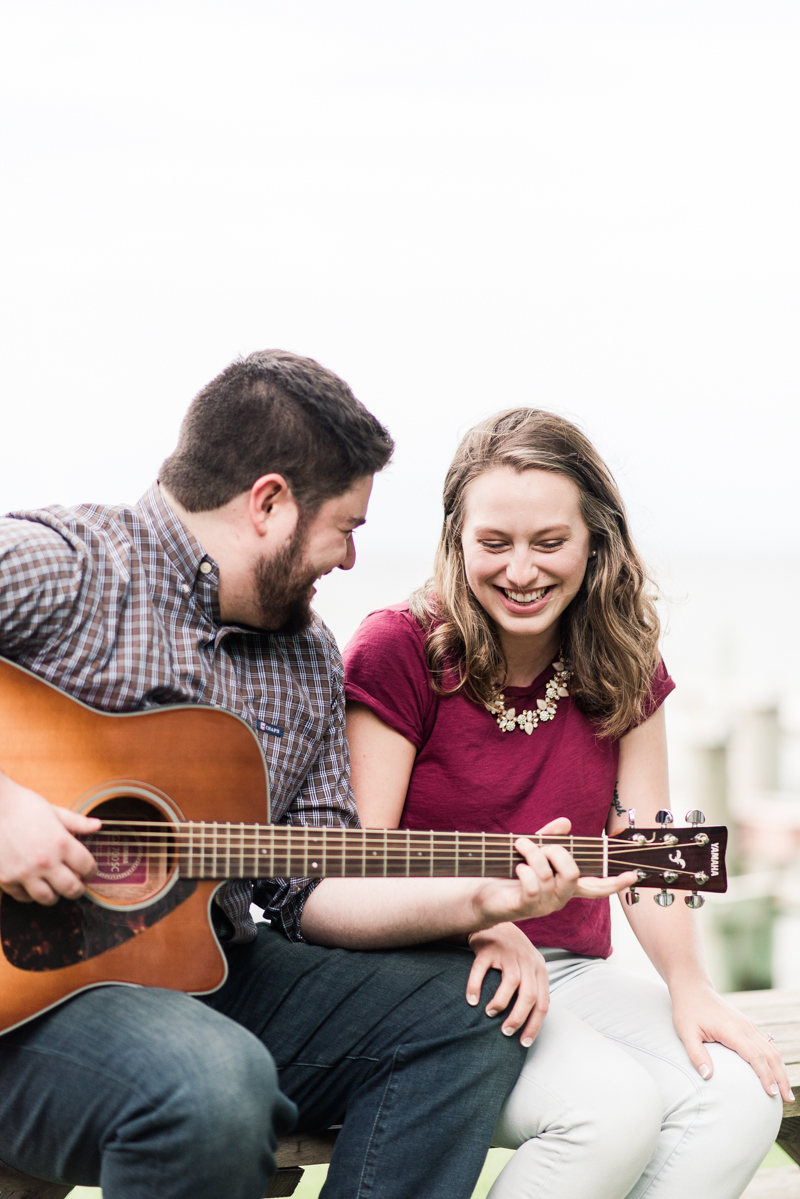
[480,541,507,551]
[538,541,565,551]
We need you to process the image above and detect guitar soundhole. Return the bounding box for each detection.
[0,794,197,972]
[84,795,175,909]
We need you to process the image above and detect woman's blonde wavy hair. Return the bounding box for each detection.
[409,409,660,739]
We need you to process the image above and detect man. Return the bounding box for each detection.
[0,350,628,1199]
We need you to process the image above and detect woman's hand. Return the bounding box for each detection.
[466,922,549,1048]
[474,817,637,925]
[671,982,794,1102]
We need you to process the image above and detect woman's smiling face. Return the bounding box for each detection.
[461,466,592,645]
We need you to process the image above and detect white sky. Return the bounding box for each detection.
[1,0,798,575]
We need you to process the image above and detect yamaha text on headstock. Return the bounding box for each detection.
[0,657,727,1035]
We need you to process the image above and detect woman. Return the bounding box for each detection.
[343,409,789,1199]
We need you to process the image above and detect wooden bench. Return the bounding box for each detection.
[3,990,800,1199]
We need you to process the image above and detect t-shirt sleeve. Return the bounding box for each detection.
[343,607,437,750]
[637,657,675,726]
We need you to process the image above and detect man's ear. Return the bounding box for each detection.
[247,474,297,537]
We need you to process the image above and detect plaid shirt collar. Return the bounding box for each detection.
[138,482,266,650]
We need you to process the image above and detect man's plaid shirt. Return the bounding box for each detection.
[0,483,359,942]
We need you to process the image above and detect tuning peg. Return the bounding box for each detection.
[627,808,636,829]
[685,892,705,909]
[625,888,640,905]
[654,889,675,907]
[685,809,706,825]
[655,810,674,826]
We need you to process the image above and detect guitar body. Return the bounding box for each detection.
[0,657,270,1033]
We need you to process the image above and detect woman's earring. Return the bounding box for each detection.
[590,550,597,558]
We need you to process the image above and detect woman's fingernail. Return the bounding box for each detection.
[699,1064,711,1079]
[501,1026,515,1037]
[486,1008,498,1018]
[521,1037,533,1048]
[467,995,478,1006]
[789,1091,796,1102]
[770,1084,779,1096]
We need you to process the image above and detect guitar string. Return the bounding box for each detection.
[87,829,710,858]
[90,818,710,850]
[86,835,709,860]
[83,838,707,877]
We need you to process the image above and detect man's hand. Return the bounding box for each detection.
[0,770,100,905]
[471,818,638,927]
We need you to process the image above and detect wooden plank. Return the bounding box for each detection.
[0,1164,71,1199]
[728,992,800,1020]
[726,992,800,1117]
[741,1166,800,1198]
[274,1130,338,1169]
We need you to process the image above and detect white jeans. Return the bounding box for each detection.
[489,956,782,1199]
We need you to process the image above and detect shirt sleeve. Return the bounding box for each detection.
[252,630,360,941]
[635,657,676,727]
[343,606,437,750]
[0,516,88,654]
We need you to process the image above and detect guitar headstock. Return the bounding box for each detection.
[610,825,728,896]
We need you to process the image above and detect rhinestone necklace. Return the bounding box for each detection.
[485,659,572,735]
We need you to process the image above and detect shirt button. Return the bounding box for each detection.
[199,562,213,575]
[181,584,191,595]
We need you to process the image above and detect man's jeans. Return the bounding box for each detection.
[0,924,526,1199]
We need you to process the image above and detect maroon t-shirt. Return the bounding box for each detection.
[344,602,675,958]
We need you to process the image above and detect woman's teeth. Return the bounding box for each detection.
[502,586,549,604]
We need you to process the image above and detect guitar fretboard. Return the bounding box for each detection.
[99,823,621,879]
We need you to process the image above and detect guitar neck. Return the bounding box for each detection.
[166,822,708,882]
[88,820,727,892]
[178,824,574,880]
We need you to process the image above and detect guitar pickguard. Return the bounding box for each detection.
[0,880,197,972]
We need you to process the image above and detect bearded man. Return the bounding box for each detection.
[0,350,598,1199]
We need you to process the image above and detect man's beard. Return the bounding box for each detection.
[253,520,317,635]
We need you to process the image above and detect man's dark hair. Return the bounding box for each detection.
[160,349,394,513]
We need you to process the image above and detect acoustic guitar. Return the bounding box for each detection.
[0,657,727,1035]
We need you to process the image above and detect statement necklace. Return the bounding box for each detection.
[485,659,572,735]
